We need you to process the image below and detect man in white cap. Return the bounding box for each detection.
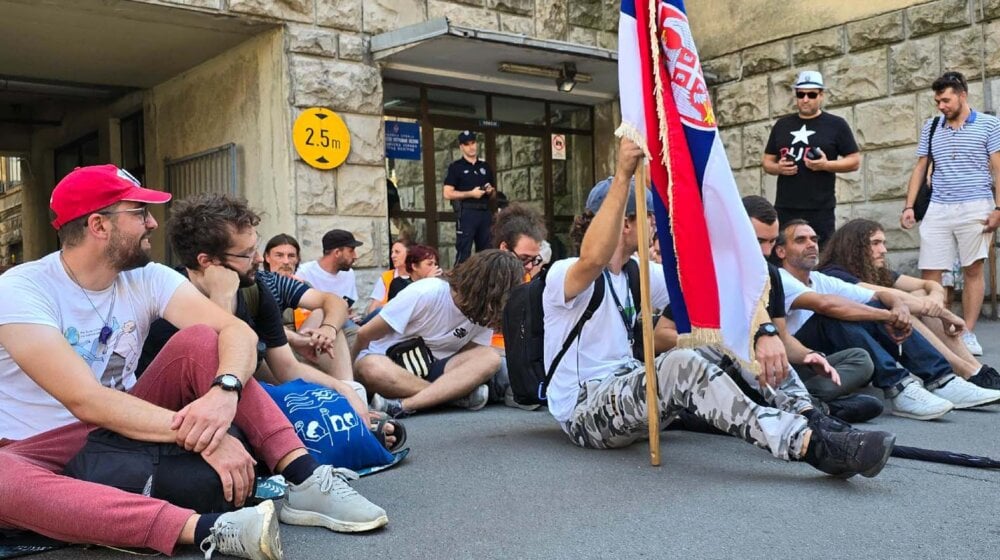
[762,70,861,246]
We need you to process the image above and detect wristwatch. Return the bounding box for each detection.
[753,322,780,346]
[211,374,243,401]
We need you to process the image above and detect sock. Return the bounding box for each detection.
[194,513,222,544]
[282,454,321,485]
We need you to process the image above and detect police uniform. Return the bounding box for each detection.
[444,131,495,264]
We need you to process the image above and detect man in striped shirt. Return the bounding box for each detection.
[902,71,1000,357]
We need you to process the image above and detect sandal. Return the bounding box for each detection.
[370,412,407,452]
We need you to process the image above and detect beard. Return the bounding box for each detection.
[224,264,258,288]
[106,229,151,271]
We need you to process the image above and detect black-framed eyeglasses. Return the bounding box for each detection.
[513,251,543,268]
[795,91,820,99]
[222,248,260,261]
[99,206,150,222]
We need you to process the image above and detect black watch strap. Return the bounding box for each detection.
[753,322,779,345]
[211,374,243,401]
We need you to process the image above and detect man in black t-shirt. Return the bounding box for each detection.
[763,71,860,246]
[443,130,496,264]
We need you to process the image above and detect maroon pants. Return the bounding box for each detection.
[0,325,303,555]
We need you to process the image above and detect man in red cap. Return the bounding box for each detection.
[0,165,386,559]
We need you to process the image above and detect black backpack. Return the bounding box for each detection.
[502,260,642,406]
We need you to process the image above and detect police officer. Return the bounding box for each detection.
[444,130,496,264]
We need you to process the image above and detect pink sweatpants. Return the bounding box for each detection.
[0,325,303,555]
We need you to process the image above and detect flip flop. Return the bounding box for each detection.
[370,412,407,452]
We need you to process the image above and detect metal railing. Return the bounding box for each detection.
[164,143,238,200]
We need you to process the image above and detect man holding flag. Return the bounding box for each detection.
[535,0,894,478]
[543,142,892,478]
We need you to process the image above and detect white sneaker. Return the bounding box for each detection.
[450,383,489,411]
[932,376,1000,409]
[200,500,282,560]
[889,382,954,420]
[962,331,983,356]
[280,465,388,532]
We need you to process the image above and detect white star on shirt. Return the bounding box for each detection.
[790,124,815,145]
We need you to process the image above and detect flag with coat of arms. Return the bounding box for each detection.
[616,0,770,366]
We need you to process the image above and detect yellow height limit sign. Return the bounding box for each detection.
[293,107,350,170]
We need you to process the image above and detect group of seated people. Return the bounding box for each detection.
[0,139,998,559]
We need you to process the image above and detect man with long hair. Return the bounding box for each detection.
[352,250,524,417]
[547,139,894,479]
[776,220,1000,420]
[819,219,999,390]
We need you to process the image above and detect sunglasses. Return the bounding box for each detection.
[795,91,820,99]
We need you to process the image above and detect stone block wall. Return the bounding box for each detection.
[705,0,1000,274]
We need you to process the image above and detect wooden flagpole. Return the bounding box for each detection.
[632,162,661,466]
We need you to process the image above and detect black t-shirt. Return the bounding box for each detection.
[818,263,901,285]
[764,112,859,210]
[136,271,288,376]
[662,263,786,322]
[386,276,412,301]
[444,157,495,210]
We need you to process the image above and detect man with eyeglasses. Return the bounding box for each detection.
[763,70,860,246]
[901,71,1000,358]
[0,167,384,559]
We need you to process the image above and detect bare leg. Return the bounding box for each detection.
[355,355,432,399]
[962,260,985,332]
[178,515,198,545]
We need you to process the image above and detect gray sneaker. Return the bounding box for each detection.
[280,465,388,532]
[200,500,282,560]
[450,383,489,410]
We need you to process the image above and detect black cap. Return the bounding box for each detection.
[322,229,363,252]
[458,130,477,144]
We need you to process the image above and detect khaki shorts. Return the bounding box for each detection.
[918,198,993,270]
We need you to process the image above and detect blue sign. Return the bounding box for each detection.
[385,121,421,160]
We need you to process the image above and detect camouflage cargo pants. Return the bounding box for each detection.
[695,346,813,415]
[562,349,809,460]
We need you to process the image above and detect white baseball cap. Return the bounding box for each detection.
[794,70,824,90]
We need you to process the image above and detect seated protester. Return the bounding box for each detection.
[0,166,385,560]
[256,268,355,382]
[545,139,894,479]
[297,229,362,308]
[263,233,302,279]
[386,244,441,301]
[353,250,524,418]
[490,203,547,409]
[735,196,880,422]
[365,239,410,317]
[140,194,374,426]
[776,220,1000,420]
[818,219,1000,390]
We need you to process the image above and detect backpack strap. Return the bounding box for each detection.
[539,275,606,401]
[927,116,940,169]
[240,282,261,322]
[623,259,645,359]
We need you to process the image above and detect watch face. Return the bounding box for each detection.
[219,375,239,389]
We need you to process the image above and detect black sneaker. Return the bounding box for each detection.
[803,428,895,479]
[827,394,884,424]
[802,407,851,433]
[969,365,1000,391]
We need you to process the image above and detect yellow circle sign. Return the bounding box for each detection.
[293,107,351,170]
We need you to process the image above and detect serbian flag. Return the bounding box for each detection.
[617,0,769,365]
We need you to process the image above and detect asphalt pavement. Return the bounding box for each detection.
[36,321,1000,560]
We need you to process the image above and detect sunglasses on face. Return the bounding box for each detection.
[795,91,820,99]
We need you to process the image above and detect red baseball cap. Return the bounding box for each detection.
[50,165,172,229]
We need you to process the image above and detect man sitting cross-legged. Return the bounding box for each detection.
[776,220,1000,420]
[0,166,383,560]
[353,250,524,418]
[546,139,894,479]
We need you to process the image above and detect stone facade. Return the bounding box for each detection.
[704,0,1000,275]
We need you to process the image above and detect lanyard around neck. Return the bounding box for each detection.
[602,269,634,348]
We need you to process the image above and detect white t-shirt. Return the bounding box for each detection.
[0,253,185,440]
[543,258,669,423]
[779,268,875,335]
[358,278,492,361]
[297,260,359,303]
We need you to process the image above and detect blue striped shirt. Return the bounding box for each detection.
[917,110,1000,203]
[256,270,309,311]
